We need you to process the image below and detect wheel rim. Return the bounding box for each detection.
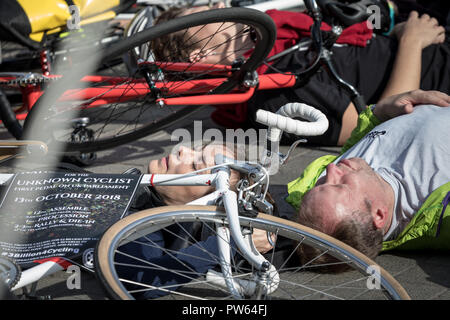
[95,207,409,300]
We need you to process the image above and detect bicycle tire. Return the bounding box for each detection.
[0,88,23,139]
[23,8,276,153]
[95,206,410,300]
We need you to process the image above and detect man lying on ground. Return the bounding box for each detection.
[285,89,450,269]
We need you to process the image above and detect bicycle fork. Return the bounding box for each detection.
[207,225,280,299]
[207,168,280,299]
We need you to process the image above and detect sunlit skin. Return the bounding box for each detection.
[148,144,237,206]
[148,143,274,253]
[302,90,450,234]
[303,158,395,234]
[181,2,255,64]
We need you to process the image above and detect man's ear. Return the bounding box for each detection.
[373,207,389,230]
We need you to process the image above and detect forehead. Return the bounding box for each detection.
[306,184,359,219]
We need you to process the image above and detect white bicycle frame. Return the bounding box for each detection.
[147,165,275,298]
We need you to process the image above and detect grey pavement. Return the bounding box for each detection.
[1,106,449,300]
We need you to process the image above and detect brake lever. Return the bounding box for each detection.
[279,138,307,165]
[260,139,307,174]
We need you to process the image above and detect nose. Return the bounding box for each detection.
[325,163,344,184]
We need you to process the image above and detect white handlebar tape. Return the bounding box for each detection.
[255,102,329,142]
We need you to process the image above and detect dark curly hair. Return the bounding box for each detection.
[152,7,200,63]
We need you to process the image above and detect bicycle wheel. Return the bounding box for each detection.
[23,8,276,153]
[95,206,410,300]
[0,88,22,139]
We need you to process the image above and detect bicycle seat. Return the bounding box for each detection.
[317,0,391,30]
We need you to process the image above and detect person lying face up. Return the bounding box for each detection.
[118,142,275,299]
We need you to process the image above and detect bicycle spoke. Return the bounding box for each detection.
[96,208,407,300]
[28,7,275,152]
[119,278,208,300]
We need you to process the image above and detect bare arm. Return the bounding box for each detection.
[380,11,446,99]
[338,12,446,145]
[373,90,450,122]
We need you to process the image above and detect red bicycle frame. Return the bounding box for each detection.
[0,61,297,121]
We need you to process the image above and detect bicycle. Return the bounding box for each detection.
[92,102,410,300]
[0,0,303,142]
[0,102,409,300]
[0,0,140,141]
[17,0,382,156]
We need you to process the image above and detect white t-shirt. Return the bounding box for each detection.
[319,105,450,240]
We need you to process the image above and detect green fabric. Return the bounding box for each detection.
[382,183,450,251]
[286,106,380,210]
[340,105,381,154]
[286,155,337,211]
[285,106,450,251]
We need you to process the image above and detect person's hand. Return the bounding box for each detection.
[252,228,276,254]
[373,89,450,122]
[393,11,445,49]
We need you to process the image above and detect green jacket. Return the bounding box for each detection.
[285,107,450,252]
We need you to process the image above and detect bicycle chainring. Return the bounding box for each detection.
[0,257,21,289]
[0,72,61,86]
